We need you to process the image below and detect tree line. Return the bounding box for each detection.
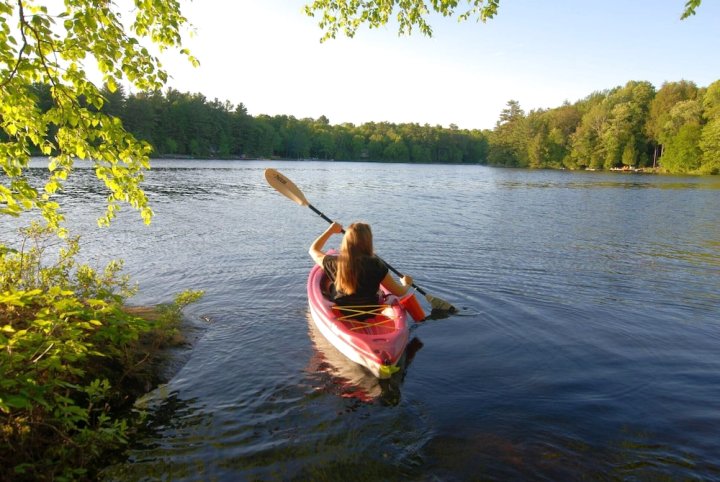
[26,78,720,174]
[24,84,489,164]
[490,79,720,175]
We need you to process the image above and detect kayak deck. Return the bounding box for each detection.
[331,305,397,335]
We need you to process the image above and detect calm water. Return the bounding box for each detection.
[6,160,720,480]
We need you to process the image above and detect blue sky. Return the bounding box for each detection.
[160,0,720,130]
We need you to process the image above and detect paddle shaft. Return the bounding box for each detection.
[307,203,429,297]
[263,167,452,309]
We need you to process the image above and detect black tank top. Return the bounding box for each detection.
[322,255,389,306]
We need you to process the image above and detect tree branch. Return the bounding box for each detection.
[1,0,29,88]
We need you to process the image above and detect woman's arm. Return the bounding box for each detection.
[309,222,343,266]
[381,272,413,297]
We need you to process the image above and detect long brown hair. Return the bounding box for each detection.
[335,222,374,295]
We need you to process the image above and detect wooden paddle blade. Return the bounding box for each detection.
[265,168,309,206]
[425,293,457,313]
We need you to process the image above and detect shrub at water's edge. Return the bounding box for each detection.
[0,223,203,481]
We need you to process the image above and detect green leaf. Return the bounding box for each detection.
[1,395,32,410]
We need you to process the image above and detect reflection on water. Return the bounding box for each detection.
[305,311,424,406]
[102,390,212,480]
[9,160,720,480]
[494,172,720,191]
[423,427,719,481]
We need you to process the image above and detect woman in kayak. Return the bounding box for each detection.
[309,221,413,306]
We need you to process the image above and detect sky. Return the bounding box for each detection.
[155,0,720,131]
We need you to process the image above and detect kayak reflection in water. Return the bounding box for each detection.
[306,306,425,406]
[309,221,413,309]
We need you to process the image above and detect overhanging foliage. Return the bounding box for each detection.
[0,0,197,233]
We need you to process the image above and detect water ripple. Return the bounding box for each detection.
[33,160,719,480]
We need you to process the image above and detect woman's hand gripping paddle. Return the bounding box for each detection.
[264,168,457,315]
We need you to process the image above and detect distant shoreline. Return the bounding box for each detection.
[150,157,668,174]
[27,155,690,175]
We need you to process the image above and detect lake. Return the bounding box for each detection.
[8,160,720,480]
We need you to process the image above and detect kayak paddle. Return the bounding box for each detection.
[264,167,457,314]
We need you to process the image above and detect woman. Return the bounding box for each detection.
[309,221,413,306]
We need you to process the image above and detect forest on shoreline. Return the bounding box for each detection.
[28,78,720,175]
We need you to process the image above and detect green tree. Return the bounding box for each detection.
[466,130,489,163]
[310,117,336,159]
[681,0,704,18]
[304,0,700,41]
[410,143,433,163]
[305,0,500,41]
[384,138,410,162]
[569,82,654,170]
[488,100,528,167]
[701,79,720,120]
[698,120,720,174]
[351,133,367,159]
[645,80,699,166]
[602,102,634,168]
[524,109,555,169]
[621,135,637,166]
[98,84,127,119]
[279,116,312,158]
[1,0,197,232]
[367,133,387,160]
[523,103,581,169]
[570,91,611,169]
[330,125,358,160]
[248,116,278,157]
[229,102,253,157]
[663,124,702,172]
[699,80,720,174]
[608,81,655,168]
[124,91,162,151]
[653,99,701,172]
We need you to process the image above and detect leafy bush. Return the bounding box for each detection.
[1,223,203,480]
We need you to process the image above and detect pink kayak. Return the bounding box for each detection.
[307,263,411,379]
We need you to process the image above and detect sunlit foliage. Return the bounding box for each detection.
[0,0,197,233]
[304,0,702,41]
